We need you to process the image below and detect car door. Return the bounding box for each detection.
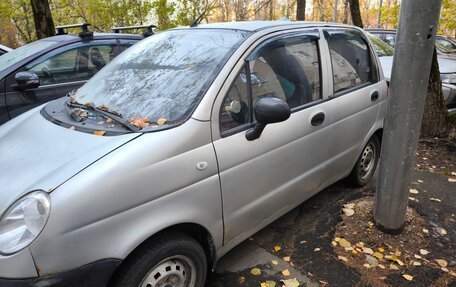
[212,30,333,246]
[4,40,118,119]
[323,29,386,182]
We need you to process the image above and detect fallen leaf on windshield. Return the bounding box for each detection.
[93,131,106,136]
[274,245,281,252]
[282,269,291,276]
[260,281,276,287]
[283,256,290,262]
[97,121,105,125]
[281,278,300,287]
[69,126,75,131]
[106,118,113,123]
[250,268,261,276]
[98,105,109,111]
[130,117,150,128]
[157,118,167,125]
[83,101,94,106]
[271,260,278,265]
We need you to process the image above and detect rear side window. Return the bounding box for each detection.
[327,30,375,94]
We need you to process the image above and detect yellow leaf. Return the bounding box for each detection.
[251,268,261,276]
[338,255,348,262]
[422,228,429,234]
[339,238,351,248]
[414,254,422,259]
[409,188,419,194]
[402,274,413,281]
[283,256,291,262]
[352,250,358,254]
[260,281,276,287]
[343,208,355,216]
[314,248,321,252]
[106,118,113,123]
[439,228,447,235]
[274,246,281,252]
[373,252,384,259]
[420,249,430,255]
[331,241,338,247]
[363,263,372,268]
[413,261,421,266]
[362,247,374,255]
[378,247,385,253]
[282,269,291,276]
[334,237,341,242]
[442,267,449,272]
[378,264,385,269]
[450,271,456,277]
[449,178,456,183]
[435,259,448,267]
[389,264,399,270]
[396,258,404,266]
[157,117,167,125]
[271,260,278,265]
[281,278,300,287]
[93,130,106,136]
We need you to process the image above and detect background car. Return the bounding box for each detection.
[368,33,456,107]
[366,28,456,60]
[0,21,387,287]
[0,44,12,56]
[0,23,155,124]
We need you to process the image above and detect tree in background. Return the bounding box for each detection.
[348,0,363,27]
[296,0,305,21]
[30,0,55,39]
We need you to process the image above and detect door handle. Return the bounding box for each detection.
[311,112,325,126]
[371,91,379,101]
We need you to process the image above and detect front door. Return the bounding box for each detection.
[212,31,332,246]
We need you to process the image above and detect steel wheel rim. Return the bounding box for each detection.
[359,143,376,180]
[139,255,197,287]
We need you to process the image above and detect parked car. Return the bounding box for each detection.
[368,34,456,107]
[0,44,12,55]
[0,21,387,287]
[0,23,154,124]
[366,28,456,60]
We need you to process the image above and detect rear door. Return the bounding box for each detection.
[212,30,333,246]
[4,40,117,119]
[323,28,386,181]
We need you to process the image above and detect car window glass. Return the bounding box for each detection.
[0,40,56,72]
[383,34,396,47]
[28,44,115,86]
[220,36,321,133]
[327,31,373,93]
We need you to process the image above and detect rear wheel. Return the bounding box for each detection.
[348,134,380,187]
[111,232,207,287]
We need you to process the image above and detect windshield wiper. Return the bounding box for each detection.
[66,100,140,132]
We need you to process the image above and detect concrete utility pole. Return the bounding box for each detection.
[377,0,383,27]
[374,0,442,233]
[333,0,339,22]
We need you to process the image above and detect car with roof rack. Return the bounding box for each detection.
[0,23,155,124]
[0,21,386,287]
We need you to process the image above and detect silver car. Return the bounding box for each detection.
[0,21,387,287]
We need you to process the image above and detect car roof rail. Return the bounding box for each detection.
[110,24,157,37]
[55,23,93,38]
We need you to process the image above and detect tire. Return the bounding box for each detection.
[110,232,207,287]
[348,134,381,187]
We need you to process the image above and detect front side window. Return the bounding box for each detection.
[28,44,115,86]
[220,35,321,133]
[327,30,375,94]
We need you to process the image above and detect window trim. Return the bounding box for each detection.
[325,28,380,96]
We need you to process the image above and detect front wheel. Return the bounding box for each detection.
[110,232,207,287]
[348,134,380,187]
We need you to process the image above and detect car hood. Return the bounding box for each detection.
[0,107,140,214]
[379,56,456,81]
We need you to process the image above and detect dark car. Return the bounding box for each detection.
[0,23,154,124]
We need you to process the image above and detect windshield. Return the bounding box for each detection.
[74,29,250,127]
[0,40,57,71]
[436,40,454,53]
[368,35,394,57]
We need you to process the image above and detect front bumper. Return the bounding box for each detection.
[0,259,121,287]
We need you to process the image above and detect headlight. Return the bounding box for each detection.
[0,190,50,255]
[441,73,456,84]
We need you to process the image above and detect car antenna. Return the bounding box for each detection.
[190,11,206,28]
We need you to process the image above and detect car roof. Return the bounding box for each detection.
[365,28,396,33]
[183,20,361,32]
[40,32,143,43]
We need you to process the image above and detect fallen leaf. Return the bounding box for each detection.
[334,237,341,242]
[338,255,348,262]
[281,278,300,287]
[363,263,372,268]
[449,178,456,183]
[339,238,351,248]
[442,267,449,272]
[239,276,245,284]
[362,247,374,255]
[378,264,385,269]
[106,118,113,123]
[435,259,448,267]
[430,198,442,202]
[69,126,75,131]
[373,252,384,259]
[343,208,355,216]
[314,248,321,252]
[414,254,422,259]
[130,117,150,128]
[410,188,419,194]
[157,117,167,125]
[271,260,278,265]
[274,246,281,252]
[352,250,358,254]
[97,121,105,125]
[439,228,447,235]
[389,264,399,270]
[260,281,276,287]
[422,228,429,234]
[413,261,421,266]
[420,249,430,255]
[331,241,338,247]
[378,247,385,253]
[451,172,456,176]
[283,256,291,262]
[282,269,291,276]
[402,274,413,281]
[93,130,106,136]
[300,240,307,244]
[366,255,378,267]
[250,268,261,276]
[418,179,424,183]
[450,271,456,277]
[319,280,328,286]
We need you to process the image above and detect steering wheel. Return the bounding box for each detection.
[41,67,55,84]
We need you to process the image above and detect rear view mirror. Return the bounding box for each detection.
[246,97,290,141]
[14,72,40,91]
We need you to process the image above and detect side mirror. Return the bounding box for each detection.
[245,97,291,141]
[14,72,40,91]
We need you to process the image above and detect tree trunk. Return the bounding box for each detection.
[30,0,55,39]
[342,0,349,23]
[296,0,306,20]
[348,0,363,28]
[420,49,449,138]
